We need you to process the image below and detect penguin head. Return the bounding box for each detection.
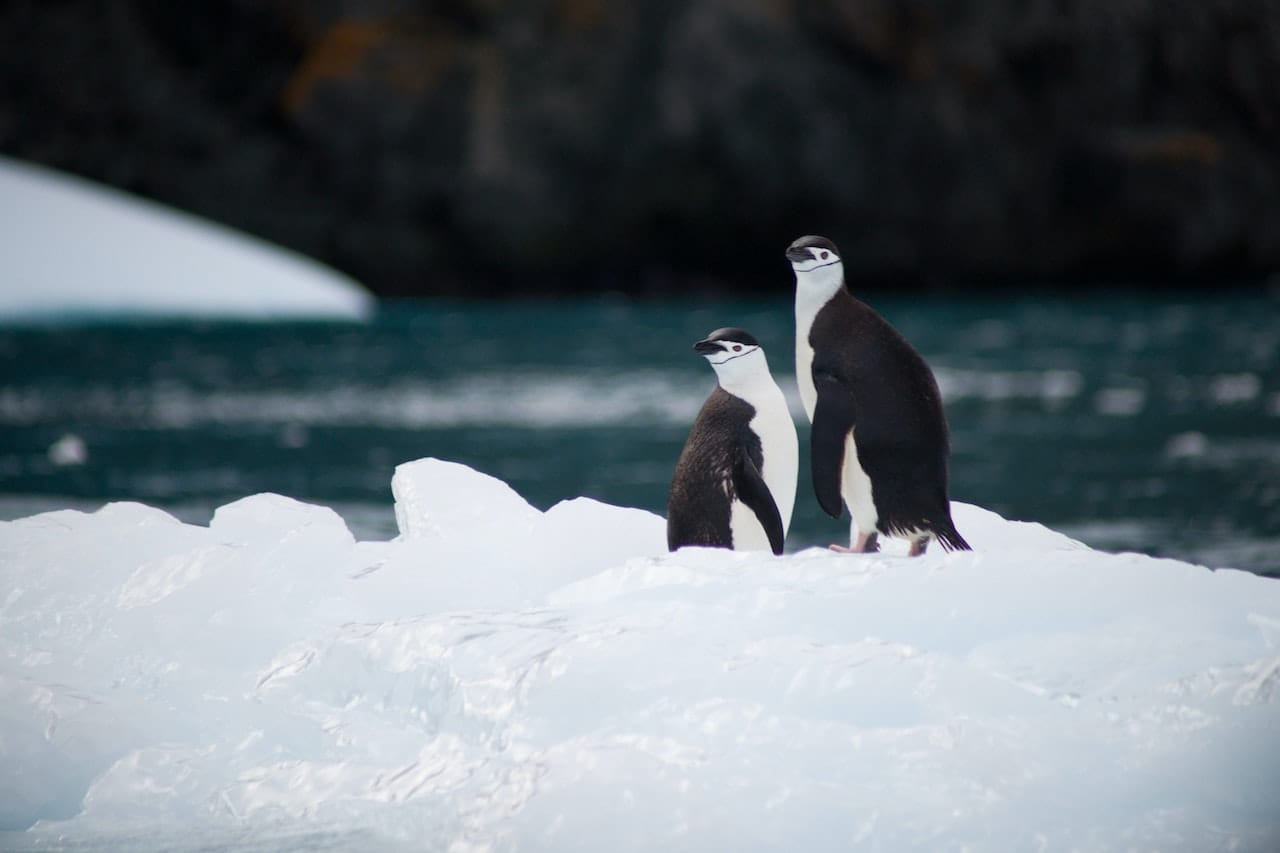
[693,328,771,388]
[786,235,844,301]
[785,235,840,268]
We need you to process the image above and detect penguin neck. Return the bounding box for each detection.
[713,355,779,404]
[793,264,848,422]
[793,264,847,329]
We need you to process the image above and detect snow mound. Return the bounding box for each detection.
[1,459,1278,851]
[0,156,373,321]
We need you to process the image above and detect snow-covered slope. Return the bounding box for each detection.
[0,157,373,321]
[1,459,1277,851]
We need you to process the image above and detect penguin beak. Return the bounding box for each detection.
[693,339,723,355]
[785,246,815,263]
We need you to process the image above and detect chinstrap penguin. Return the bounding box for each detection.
[788,234,970,556]
[667,328,798,555]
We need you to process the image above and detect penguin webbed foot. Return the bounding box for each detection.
[830,531,879,554]
[830,533,937,556]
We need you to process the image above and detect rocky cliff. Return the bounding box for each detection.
[3,0,1278,295]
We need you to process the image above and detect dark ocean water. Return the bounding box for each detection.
[1,292,1278,575]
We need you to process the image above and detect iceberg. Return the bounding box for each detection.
[0,458,1277,851]
[0,157,373,321]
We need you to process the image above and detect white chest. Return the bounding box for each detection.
[795,335,816,422]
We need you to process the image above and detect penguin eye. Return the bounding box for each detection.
[732,345,743,352]
[820,251,830,260]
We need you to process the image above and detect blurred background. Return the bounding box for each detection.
[6,0,1280,294]
[1,1,1278,572]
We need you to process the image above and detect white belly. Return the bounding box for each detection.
[842,431,877,538]
[749,387,799,536]
[729,499,773,551]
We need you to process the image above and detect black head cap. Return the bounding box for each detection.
[785,235,841,263]
[693,327,760,354]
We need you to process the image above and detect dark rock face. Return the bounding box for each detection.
[3,0,1278,295]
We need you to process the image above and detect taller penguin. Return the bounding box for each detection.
[787,235,970,556]
[668,328,798,555]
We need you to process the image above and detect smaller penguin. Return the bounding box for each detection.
[668,328,798,555]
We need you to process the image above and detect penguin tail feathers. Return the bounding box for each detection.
[934,524,972,553]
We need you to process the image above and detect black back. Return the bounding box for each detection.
[667,388,784,554]
[809,289,969,549]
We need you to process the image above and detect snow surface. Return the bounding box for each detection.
[0,157,373,321]
[1,458,1278,851]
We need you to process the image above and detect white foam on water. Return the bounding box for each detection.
[933,367,1085,404]
[0,373,713,430]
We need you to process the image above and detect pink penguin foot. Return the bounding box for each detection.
[830,532,880,554]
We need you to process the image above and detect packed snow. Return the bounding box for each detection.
[0,156,372,321]
[1,459,1278,851]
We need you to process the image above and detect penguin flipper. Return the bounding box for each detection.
[733,451,786,555]
[811,369,857,519]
